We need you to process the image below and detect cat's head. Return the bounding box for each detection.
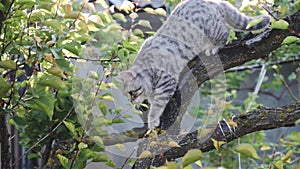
[115,70,149,106]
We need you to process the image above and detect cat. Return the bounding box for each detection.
[115,0,270,130]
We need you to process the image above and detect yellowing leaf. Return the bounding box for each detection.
[271,19,289,30]
[226,118,238,127]
[64,11,81,19]
[182,149,203,167]
[282,36,298,44]
[44,53,55,63]
[234,143,261,160]
[0,60,16,70]
[282,150,293,162]
[87,21,100,32]
[138,20,152,29]
[274,160,283,169]
[138,150,152,159]
[154,8,166,16]
[211,138,226,150]
[114,144,125,151]
[61,4,72,15]
[260,145,271,151]
[47,66,66,78]
[198,128,212,138]
[57,154,70,168]
[145,129,158,138]
[246,17,264,29]
[168,140,181,148]
[101,95,114,101]
[89,15,104,26]
[119,0,134,13]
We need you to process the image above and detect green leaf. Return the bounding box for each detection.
[182,149,203,167]
[282,36,298,45]
[43,19,61,31]
[27,95,55,120]
[295,0,300,10]
[288,72,297,81]
[78,142,88,150]
[63,41,81,56]
[0,3,5,11]
[92,153,110,162]
[63,121,77,136]
[57,154,70,169]
[123,41,139,52]
[12,116,26,128]
[88,71,99,80]
[93,136,104,146]
[28,153,41,159]
[271,19,289,30]
[29,9,52,22]
[97,102,107,116]
[138,20,152,29]
[0,76,10,98]
[234,143,261,160]
[113,13,127,22]
[287,132,300,143]
[246,17,264,29]
[37,74,66,90]
[0,60,16,70]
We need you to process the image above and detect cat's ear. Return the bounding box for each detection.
[115,70,137,83]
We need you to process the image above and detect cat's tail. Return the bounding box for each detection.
[222,1,271,31]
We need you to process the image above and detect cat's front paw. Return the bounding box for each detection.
[204,47,220,56]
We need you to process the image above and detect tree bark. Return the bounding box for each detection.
[0,114,11,169]
[133,102,300,168]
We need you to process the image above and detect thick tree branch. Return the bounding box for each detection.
[133,102,300,168]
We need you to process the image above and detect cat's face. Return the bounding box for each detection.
[115,70,148,106]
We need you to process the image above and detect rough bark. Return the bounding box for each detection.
[133,102,300,168]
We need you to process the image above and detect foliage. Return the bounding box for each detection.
[0,0,299,168]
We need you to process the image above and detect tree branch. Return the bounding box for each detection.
[133,102,300,168]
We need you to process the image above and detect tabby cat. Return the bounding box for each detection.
[116,0,270,130]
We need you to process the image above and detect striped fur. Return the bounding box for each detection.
[116,0,270,130]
